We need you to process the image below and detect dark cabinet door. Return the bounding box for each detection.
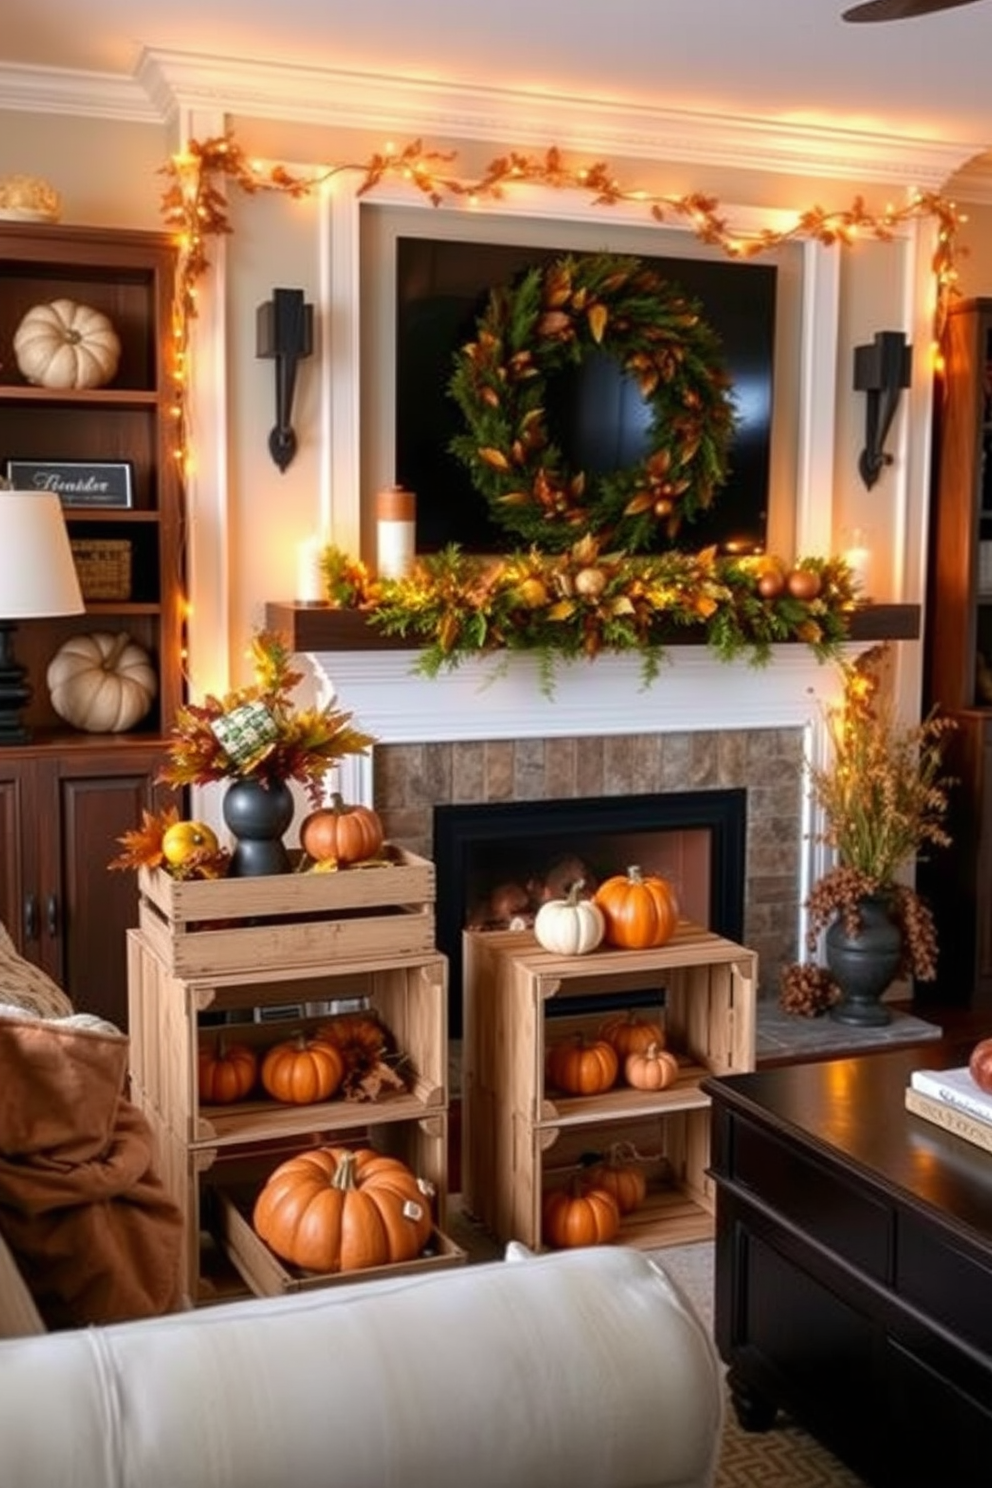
[0,744,167,1029]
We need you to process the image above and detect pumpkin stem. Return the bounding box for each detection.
[103,631,132,671]
[330,791,347,815]
[330,1150,359,1191]
[626,865,644,883]
[565,880,586,905]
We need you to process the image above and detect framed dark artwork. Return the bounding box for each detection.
[5,459,134,509]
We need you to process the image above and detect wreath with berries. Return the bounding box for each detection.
[448,251,738,554]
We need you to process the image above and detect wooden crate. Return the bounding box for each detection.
[149,1109,453,1303]
[127,930,448,1148]
[137,845,435,977]
[461,922,757,1252]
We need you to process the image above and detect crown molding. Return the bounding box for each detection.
[0,47,984,191]
[0,61,161,124]
[136,48,982,190]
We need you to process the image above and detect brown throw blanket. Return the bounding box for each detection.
[0,1013,183,1329]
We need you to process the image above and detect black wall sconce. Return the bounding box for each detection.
[256,287,314,472]
[853,329,913,490]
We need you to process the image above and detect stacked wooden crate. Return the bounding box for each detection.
[127,848,464,1303]
[462,922,757,1252]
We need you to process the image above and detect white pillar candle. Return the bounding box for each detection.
[376,485,416,580]
[295,536,325,604]
[842,528,872,599]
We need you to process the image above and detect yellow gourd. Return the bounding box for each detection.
[13,298,121,390]
[47,631,157,733]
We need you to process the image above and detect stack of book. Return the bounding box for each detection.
[906,1067,992,1154]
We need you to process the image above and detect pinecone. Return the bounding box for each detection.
[779,961,839,1017]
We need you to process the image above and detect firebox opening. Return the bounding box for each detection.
[435,789,747,1036]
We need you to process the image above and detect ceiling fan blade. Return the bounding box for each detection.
[843,0,983,19]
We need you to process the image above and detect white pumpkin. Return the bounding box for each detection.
[47,631,157,733]
[533,881,606,956]
[13,298,121,390]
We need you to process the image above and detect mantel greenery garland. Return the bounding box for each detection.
[448,252,736,553]
[323,537,857,690]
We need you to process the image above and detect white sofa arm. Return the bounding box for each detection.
[0,1244,722,1488]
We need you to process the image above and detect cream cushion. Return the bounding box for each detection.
[0,923,73,1018]
[0,1243,723,1488]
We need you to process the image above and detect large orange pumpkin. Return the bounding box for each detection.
[197,1037,258,1104]
[545,1034,618,1095]
[260,1033,345,1104]
[300,793,384,865]
[594,865,679,949]
[252,1146,434,1272]
[543,1177,620,1248]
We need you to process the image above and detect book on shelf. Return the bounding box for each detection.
[905,1086,992,1156]
[909,1066,992,1125]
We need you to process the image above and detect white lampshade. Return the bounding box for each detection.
[0,491,85,618]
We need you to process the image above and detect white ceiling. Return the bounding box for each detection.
[3,0,992,166]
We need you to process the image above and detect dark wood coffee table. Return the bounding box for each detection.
[702,1046,992,1488]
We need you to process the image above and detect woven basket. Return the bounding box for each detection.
[70,538,132,601]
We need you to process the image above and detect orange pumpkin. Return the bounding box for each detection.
[253,1146,434,1272]
[582,1143,648,1214]
[594,865,679,949]
[969,1037,992,1094]
[545,1034,618,1095]
[543,1177,620,1248]
[598,1009,666,1060]
[300,793,384,865]
[260,1032,345,1104]
[624,1042,680,1092]
[197,1037,258,1104]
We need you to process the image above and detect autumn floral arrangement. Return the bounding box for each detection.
[780,645,957,1016]
[110,630,375,880]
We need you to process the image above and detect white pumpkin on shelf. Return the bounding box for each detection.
[13,297,121,390]
[47,631,157,734]
[533,881,606,956]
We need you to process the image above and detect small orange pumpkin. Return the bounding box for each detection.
[598,1009,666,1061]
[594,865,679,950]
[253,1146,434,1272]
[624,1042,680,1092]
[582,1142,648,1214]
[260,1032,345,1104]
[197,1036,258,1104]
[300,793,384,866]
[545,1034,618,1095]
[543,1177,620,1248]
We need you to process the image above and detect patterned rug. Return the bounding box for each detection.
[659,1241,866,1488]
[448,1203,866,1487]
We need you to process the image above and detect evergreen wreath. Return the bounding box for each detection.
[448,251,738,554]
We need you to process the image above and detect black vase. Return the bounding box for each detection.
[222,778,294,877]
[826,892,902,1027]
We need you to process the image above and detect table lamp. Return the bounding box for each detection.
[0,490,85,744]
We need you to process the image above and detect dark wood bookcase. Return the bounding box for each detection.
[0,221,184,1026]
[923,296,992,1007]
